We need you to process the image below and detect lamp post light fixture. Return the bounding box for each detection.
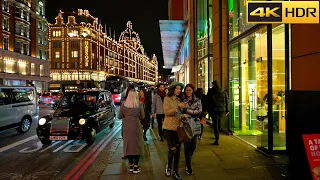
[163,66,165,68]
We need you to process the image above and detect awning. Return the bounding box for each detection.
[171,65,183,73]
[159,20,185,69]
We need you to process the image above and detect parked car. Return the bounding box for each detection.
[0,86,38,133]
[36,89,116,145]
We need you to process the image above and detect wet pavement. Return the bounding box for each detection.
[99,123,291,180]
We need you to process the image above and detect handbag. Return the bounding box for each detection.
[177,119,194,142]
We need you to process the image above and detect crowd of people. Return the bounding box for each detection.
[117,81,229,179]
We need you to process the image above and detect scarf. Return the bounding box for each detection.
[157,90,166,102]
[140,97,145,104]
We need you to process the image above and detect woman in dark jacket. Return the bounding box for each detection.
[139,88,152,141]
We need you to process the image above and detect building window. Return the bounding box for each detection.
[2,0,9,12]
[71,51,78,58]
[38,2,44,16]
[15,41,21,53]
[53,31,62,37]
[31,63,35,75]
[69,30,78,37]
[53,42,61,48]
[3,17,9,31]
[71,62,78,68]
[54,62,60,68]
[22,43,28,55]
[15,7,20,17]
[15,24,21,35]
[70,41,79,47]
[3,37,9,50]
[40,65,43,76]
[39,49,42,59]
[55,51,60,58]
[38,35,43,44]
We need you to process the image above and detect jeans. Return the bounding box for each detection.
[210,112,224,141]
[156,114,165,138]
[184,135,198,169]
[164,129,181,172]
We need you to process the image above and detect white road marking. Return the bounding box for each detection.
[63,142,86,153]
[19,141,43,153]
[39,141,61,153]
[0,135,37,153]
[53,140,74,152]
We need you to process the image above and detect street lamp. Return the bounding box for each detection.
[163,66,165,68]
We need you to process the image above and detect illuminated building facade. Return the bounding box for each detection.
[0,0,50,92]
[49,9,158,91]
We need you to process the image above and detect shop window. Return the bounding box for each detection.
[31,63,35,75]
[229,26,269,148]
[18,61,27,75]
[40,65,43,76]
[271,24,286,150]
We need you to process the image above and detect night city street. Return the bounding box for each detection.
[0,0,319,179]
[0,105,122,180]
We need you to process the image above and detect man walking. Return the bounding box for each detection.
[207,81,229,145]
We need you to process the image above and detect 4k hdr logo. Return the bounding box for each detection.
[246,1,319,24]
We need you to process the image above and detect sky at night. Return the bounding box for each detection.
[45,0,170,75]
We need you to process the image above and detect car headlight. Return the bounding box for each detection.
[39,118,46,125]
[79,118,86,125]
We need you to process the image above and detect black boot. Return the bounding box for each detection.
[172,171,182,180]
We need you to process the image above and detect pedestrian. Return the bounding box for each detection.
[182,84,202,175]
[121,84,135,159]
[118,89,145,174]
[151,83,166,141]
[148,85,156,128]
[206,81,229,145]
[163,81,186,180]
[139,88,151,141]
[195,88,207,140]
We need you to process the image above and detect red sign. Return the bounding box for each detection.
[302,134,320,180]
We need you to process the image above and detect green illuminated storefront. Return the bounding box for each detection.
[228,0,291,152]
[196,0,213,94]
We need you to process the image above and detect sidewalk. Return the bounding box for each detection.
[99,124,291,180]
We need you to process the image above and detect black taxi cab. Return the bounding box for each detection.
[36,89,116,145]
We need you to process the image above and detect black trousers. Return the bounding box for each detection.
[128,155,140,165]
[210,112,224,141]
[164,129,181,172]
[156,114,165,138]
[184,135,198,169]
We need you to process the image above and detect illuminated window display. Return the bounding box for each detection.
[196,0,212,93]
[228,24,289,152]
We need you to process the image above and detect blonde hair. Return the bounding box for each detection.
[124,90,139,108]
